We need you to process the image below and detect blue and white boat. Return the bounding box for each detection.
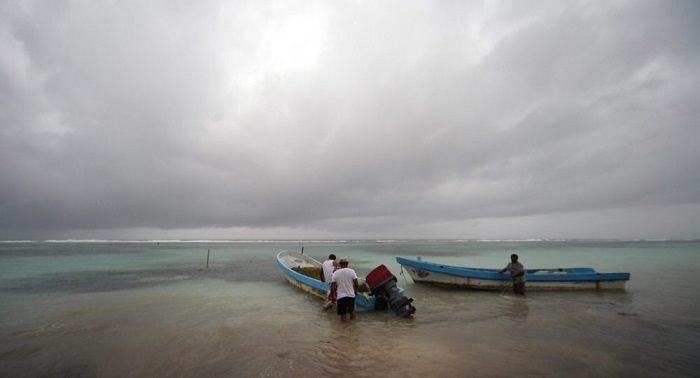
[396,256,630,291]
[277,250,416,316]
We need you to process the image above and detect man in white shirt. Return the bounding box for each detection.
[320,254,338,283]
[330,258,358,322]
[320,254,339,311]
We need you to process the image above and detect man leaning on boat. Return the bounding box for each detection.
[321,254,339,311]
[499,254,526,295]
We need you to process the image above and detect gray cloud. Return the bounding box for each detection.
[1,0,699,240]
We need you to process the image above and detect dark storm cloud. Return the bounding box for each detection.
[1,0,699,240]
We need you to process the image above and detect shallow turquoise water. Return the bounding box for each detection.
[1,240,698,376]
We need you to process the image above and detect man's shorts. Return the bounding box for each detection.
[336,296,355,315]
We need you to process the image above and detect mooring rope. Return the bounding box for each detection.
[399,265,409,285]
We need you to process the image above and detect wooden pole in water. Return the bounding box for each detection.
[206,249,210,270]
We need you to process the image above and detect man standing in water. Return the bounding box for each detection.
[330,258,358,322]
[320,254,339,311]
[499,254,526,295]
[320,254,338,284]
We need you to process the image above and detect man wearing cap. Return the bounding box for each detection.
[330,258,358,322]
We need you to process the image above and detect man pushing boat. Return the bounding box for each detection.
[330,258,358,322]
[499,254,526,295]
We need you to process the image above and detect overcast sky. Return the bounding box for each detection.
[1,1,699,240]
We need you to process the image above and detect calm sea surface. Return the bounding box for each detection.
[1,240,698,377]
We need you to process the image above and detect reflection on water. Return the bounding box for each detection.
[500,296,530,325]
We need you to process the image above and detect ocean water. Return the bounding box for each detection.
[1,240,699,377]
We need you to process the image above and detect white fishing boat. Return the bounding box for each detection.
[277,250,415,316]
[397,256,630,290]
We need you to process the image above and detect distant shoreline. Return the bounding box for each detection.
[1,238,697,243]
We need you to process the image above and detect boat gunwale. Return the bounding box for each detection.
[277,250,328,292]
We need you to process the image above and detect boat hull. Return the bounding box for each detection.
[396,256,629,291]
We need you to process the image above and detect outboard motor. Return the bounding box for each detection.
[366,265,416,317]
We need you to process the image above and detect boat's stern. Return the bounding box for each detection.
[366,265,416,317]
